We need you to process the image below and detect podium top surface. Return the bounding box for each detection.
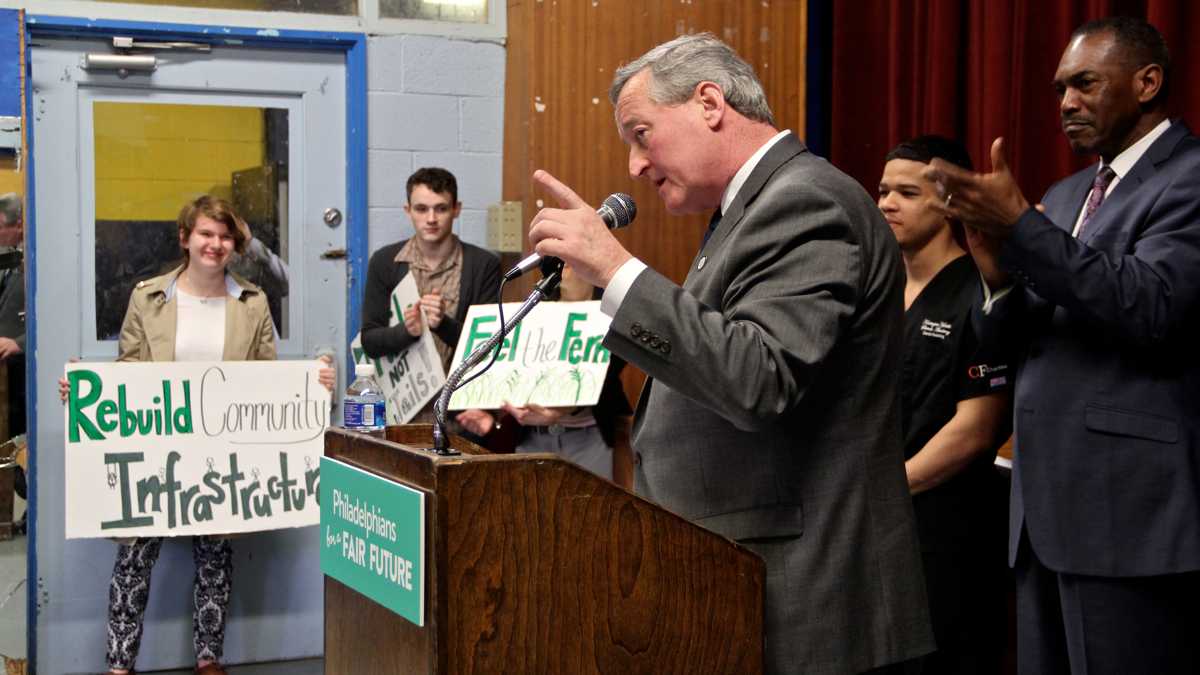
[325,424,570,492]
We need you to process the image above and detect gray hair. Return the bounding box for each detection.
[609,33,775,126]
[0,193,20,226]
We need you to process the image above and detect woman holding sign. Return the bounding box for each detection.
[456,265,632,481]
[62,196,334,675]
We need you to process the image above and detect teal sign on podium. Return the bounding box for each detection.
[319,456,425,626]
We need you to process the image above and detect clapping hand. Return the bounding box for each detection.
[923,137,1031,237]
[419,293,445,329]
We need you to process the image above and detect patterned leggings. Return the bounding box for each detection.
[105,536,233,670]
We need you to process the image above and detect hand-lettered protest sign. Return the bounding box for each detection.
[446,301,613,410]
[63,360,330,539]
[350,273,445,424]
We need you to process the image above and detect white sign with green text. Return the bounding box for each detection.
[349,272,445,424]
[63,360,330,539]
[447,300,613,410]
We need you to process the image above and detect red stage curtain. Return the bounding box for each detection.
[830,0,1200,200]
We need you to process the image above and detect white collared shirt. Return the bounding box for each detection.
[721,129,791,217]
[1068,117,1170,236]
[601,130,792,317]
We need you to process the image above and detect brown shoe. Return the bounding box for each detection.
[195,664,227,675]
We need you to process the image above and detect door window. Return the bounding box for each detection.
[92,101,292,340]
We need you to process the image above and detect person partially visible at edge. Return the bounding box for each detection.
[926,17,1200,674]
[359,167,501,423]
[525,33,933,674]
[456,264,632,481]
[878,136,1012,674]
[0,193,26,535]
[59,195,335,675]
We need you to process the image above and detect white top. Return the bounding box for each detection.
[601,130,792,317]
[174,288,227,361]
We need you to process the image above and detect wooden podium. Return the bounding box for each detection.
[324,425,764,674]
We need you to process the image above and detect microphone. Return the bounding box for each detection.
[503,192,637,280]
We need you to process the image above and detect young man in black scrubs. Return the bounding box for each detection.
[877,136,1011,674]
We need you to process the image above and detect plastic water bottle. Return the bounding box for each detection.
[344,363,386,438]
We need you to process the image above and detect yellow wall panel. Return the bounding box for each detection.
[0,156,20,197]
[94,102,266,220]
[92,101,133,139]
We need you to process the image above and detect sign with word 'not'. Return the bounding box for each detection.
[63,360,330,539]
[350,272,445,424]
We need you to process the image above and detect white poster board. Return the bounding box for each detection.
[63,360,329,539]
[349,273,446,424]
[446,300,613,410]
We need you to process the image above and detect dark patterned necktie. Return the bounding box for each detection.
[1079,166,1117,237]
[701,208,722,247]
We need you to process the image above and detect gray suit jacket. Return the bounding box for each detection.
[605,133,933,673]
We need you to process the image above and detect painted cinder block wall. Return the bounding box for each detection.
[366,34,505,254]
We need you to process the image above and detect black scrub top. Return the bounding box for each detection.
[901,254,1010,554]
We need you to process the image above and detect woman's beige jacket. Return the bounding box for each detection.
[117,265,277,363]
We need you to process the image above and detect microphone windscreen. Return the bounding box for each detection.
[599,193,637,229]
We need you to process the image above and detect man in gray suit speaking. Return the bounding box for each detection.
[529,34,933,674]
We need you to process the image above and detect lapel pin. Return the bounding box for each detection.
[697,256,707,270]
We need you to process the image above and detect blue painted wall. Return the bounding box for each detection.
[0,9,19,118]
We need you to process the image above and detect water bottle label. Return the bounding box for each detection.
[344,400,386,429]
[343,401,363,428]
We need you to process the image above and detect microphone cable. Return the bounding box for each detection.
[453,274,508,392]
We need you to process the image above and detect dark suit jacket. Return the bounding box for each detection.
[605,133,933,673]
[0,253,23,352]
[0,255,25,436]
[360,238,501,359]
[984,121,1200,576]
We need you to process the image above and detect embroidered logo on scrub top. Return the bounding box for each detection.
[920,319,952,340]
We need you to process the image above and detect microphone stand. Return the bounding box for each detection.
[429,264,563,455]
